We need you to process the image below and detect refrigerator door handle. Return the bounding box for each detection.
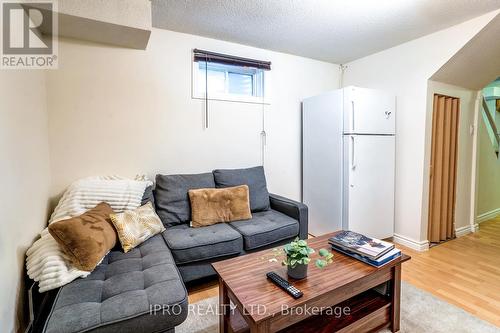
[350,135,356,171]
[351,100,355,132]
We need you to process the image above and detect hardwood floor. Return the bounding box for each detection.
[187,217,500,327]
[398,217,500,327]
[187,279,218,303]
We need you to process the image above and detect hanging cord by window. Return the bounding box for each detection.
[260,72,266,166]
[205,54,209,129]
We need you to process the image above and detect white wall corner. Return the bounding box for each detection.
[476,207,500,224]
[339,64,348,88]
[455,225,472,238]
[392,233,429,251]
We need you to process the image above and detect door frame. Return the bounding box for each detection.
[469,92,482,232]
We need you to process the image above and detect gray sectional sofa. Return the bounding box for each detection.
[37,167,308,333]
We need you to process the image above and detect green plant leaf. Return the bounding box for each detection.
[297,240,307,247]
[315,259,326,268]
[318,248,329,257]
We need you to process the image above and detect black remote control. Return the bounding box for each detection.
[266,272,303,299]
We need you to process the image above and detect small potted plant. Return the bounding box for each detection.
[281,238,334,279]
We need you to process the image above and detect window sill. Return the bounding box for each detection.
[192,94,270,105]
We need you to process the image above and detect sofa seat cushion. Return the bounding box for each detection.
[162,223,243,265]
[229,209,299,250]
[43,235,187,333]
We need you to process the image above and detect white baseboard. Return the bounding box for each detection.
[393,222,481,249]
[392,233,429,251]
[476,208,500,224]
[455,225,473,237]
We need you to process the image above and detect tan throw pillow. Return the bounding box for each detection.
[110,202,166,253]
[48,202,117,271]
[188,185,252,228]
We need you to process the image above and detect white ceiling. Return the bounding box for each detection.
[151,0,500,64]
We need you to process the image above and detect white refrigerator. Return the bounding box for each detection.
[302,86,396,239]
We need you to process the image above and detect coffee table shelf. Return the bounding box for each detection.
[227,308,248,333]
[226,289,391,333]
[277,289,391,333]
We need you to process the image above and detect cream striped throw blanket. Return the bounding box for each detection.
[26,176,152,292]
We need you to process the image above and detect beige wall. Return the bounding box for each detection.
[0,71,51,333]
[343,11,497,245]
[0,27,337,332]
[425,81,478,233]
[46,29,340,200]
[476,112,500,217]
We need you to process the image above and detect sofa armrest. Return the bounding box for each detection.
[269,193,308,239]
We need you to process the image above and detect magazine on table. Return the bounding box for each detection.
[328,230,394,260]
[331,245,401,267]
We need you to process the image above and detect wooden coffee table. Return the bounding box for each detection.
[212,232,410,333]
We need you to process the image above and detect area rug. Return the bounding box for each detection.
[177,281,500,333]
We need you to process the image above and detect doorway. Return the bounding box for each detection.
[428,94,460,243]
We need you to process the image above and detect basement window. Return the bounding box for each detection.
[192,49,271,104]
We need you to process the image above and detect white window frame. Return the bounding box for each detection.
[192,60,269,104]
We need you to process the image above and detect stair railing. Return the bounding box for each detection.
[482,97,500,156]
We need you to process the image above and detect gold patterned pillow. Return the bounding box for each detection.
[110,202,166,253]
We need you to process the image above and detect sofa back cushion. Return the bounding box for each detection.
[155,173,215,226]
[141,185,155,208]
[213,166,270,212]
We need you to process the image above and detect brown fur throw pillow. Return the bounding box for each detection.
[188,185,252,227]
[48,202,117,271]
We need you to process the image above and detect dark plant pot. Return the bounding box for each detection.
[287,263,308,280]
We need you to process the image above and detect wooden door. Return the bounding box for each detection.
[428,94,460,243]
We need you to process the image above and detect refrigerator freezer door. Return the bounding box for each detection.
[343,87,396,135]
[343,135,395,239]
[303,91,343,236]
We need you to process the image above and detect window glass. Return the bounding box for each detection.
[198,66,226,94]
[228,72,253,96]
[196,61,264,100]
